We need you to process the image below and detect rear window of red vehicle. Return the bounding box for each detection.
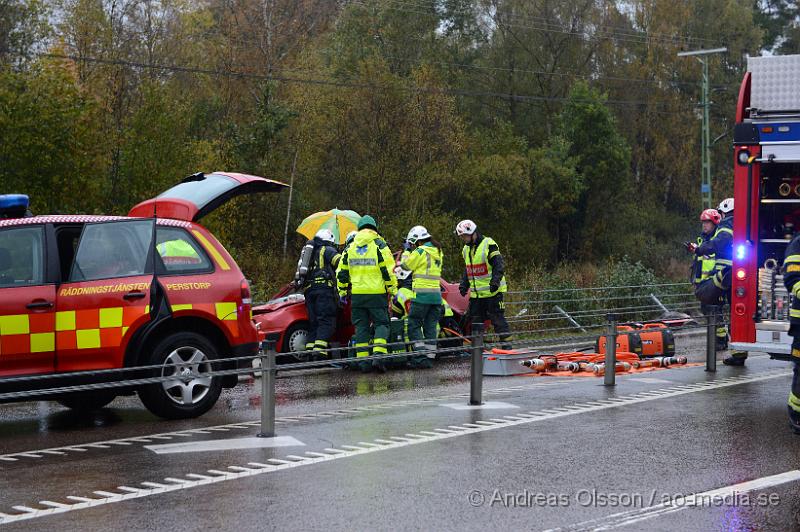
[157,173,237,207]
[155,227,213,274]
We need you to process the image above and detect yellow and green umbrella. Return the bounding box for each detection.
[297,209,361,244]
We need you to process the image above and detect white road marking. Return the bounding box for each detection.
[0,369,789,525]
[440,401,520,410]
[0,381,564,464]
[145,436,305,454]
[547,470,800,532]
[628,377,672,384]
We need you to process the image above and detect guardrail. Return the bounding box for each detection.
[0,283,728,439]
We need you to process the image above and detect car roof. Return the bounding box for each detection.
[0,215,194,229]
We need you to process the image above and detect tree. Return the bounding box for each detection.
[754,0,799,52]
[0,0,50,68]
[0,58,106,213]
[558,81,633,261]
[529,135,583,263]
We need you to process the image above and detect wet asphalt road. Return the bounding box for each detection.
[1,333,799,531]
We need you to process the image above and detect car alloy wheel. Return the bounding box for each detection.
[161,346,213,405]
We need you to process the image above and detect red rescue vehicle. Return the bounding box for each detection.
[0,172,287,418]
[730,55,800,358]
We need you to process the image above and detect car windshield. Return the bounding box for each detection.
[157,173,237,208]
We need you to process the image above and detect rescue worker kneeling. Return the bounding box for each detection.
[693,200,735,359]
[389,266,415,367]
[293,229,341,359]
[399,226,443,369]
[336,215,397,372]
[688,208,729,351]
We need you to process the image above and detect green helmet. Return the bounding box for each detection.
[357,214,377,230]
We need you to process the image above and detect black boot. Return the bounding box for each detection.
[371,359,387,373]
[499,334,513,351]
[789,407,800,435]
[723,352,747,366]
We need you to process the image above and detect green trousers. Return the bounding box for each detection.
[408,301,441,350]
[352,305,390,357]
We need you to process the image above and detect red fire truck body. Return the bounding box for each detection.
[730,55,800,359]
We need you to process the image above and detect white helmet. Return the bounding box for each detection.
[344,230,357,245]
[455,219,476,236]
[315,229,336,244]
[394,265,411,280]
[717,198,734,214]
[406,225,431,244]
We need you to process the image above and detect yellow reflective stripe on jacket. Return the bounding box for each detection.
[791,308,800,319]
[403,244,442,294]
[714,227,733,237]
[789,392,800,410]
[310,247,339,287]
[337,231,397,295]
[392,287,415,316]
[442,299,454,317]
[786,255,800,264]
[701,257,715,278]
[693,234,715,282]
[462,236,507,298]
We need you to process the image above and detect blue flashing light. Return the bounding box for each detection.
[736,244,746,261]
[0,194,30,218]
[0,194,29,210]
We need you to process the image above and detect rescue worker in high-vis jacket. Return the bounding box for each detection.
[336,215,397,372]
[690,209,720,286]
[338,231,357,296]
[343,230,357,249]
[390,266,414,334]
[295,229,341,358]
[389,266,414,365]
[455,219,512,348]
[400,225,443,369]
[782,236,800,433]
[693,198,738,362]
[688,208,728,350]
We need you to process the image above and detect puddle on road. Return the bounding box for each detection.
[225,358,472,411]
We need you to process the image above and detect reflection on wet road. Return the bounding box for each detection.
[2,337,800,531]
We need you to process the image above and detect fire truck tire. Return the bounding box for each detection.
[57,390,117,411]
[138,332,223,419]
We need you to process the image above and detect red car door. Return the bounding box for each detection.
[55,220,154,372]
[0,224,56,376]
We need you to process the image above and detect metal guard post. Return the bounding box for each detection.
[470,323,485,406]
[258,340,277,437]
[706,306,717,372]
[605,314,617,386]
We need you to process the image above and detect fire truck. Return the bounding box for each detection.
[730,54,800,358]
